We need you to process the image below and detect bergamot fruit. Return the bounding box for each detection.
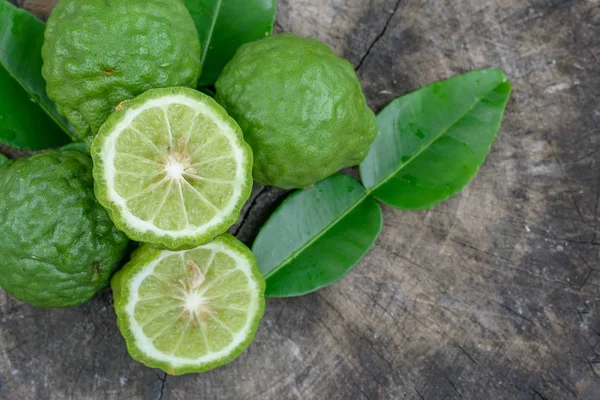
[42,0,201,141]
[215,33,378,189]
[111,234,265,375]
[91,87,253,250]
[0,150,130,308]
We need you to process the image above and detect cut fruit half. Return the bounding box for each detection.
[91,87,253,249]
[112,234,265,375]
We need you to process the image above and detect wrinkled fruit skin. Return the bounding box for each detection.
[216,33,378,189]
[42,0,201,140]
[0,151,130,308]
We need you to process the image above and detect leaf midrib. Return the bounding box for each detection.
[262,187,370,279]
[264,80,506,280]
[200,0,223,64]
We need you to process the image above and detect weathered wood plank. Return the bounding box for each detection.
[1,1,599,399]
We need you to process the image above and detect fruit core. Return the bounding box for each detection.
[163,137,197,181]
[178,259,213,328]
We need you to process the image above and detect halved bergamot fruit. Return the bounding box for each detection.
[91,87,252,249]
[112,234,265,375]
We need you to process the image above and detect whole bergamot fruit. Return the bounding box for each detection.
[215,33,378,189]
[0,151,130,308]
[42,0,201,141]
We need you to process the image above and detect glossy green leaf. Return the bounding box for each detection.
[184,0,277,86]
[253,174,382,297]
[0,1,72,149]
[60,142,88,153]
[360,69,511,209]
[0,153,9,166]
[0,64,68,149]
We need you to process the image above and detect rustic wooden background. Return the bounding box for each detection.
[1,0,599,399]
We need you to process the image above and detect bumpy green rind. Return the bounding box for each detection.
[42,0,201,140]
[215,33,378,189]
[0,151,130,308]
[111,234,266,375]
[91,87,253,250]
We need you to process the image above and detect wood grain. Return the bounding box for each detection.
[1,1,599,399]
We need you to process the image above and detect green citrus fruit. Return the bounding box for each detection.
[91,87,253,250]
[112,234,265,375]
[42,0,201,141]
[215,33,378,189]
[0,151,130,308]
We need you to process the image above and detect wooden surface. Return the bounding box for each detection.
[1,0,599,399]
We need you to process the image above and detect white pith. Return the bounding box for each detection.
[101,94,246,238]
[184,291,206,312]
[165,156,186,180]
[125,241,260,367]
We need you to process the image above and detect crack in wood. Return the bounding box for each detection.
[414,386,426,400]
[528,385,549,400]
[157,372,167,400]
[232,186,270,236]
[456,344,479,366]
[355,0,402,72]
[445,376,463,398]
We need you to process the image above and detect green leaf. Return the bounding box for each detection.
[60,142,89,153]
[0,153,9,166]
[252,174,382,297]
[0,65,68,150]
[0,1,73,149]
[184,0,277,86]
[360,69,511,209]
